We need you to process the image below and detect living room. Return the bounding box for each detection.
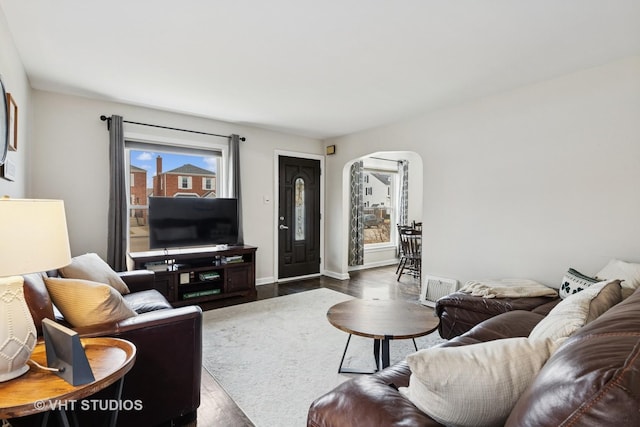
[1,1,639,426]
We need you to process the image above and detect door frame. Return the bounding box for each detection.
[273,150,325,282]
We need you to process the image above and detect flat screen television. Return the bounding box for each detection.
[148,197,239,249]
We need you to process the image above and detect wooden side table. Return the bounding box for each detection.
[0,337,136,427]
[327,299,439,374]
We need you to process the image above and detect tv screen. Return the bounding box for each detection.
[148,197,239,249]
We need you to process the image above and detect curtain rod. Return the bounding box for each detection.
[369,156,401,163]
[99,115,245,141]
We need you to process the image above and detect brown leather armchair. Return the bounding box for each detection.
[15,269,202,427]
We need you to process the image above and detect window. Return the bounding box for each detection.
[294,178,305,241]
[179,176,192,189]
[125,140,223,252]
[203,177,214,190]
[363,169,398,246]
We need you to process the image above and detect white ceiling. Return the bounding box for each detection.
[1,0,639,139]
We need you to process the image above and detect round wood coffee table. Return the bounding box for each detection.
[327,299,439,374]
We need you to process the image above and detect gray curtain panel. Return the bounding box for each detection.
[349,160,364,266]
[228,134,244,245]
[107,115,127,271]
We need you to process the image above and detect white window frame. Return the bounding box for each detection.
[363,167,399,249]
[203,177,214,190]
[178,175,193,190]
[123,132,228,253]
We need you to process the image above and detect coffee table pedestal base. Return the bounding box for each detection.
[337,334,418,374]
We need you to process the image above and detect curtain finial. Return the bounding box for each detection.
[100,115,112,130]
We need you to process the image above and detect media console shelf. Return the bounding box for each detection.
[129,245,257,308]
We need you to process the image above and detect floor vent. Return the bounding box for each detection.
[420,276,458,308]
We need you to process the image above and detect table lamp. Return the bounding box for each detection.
[0,197,71,382]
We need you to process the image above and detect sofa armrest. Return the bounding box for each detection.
[75,305,202,426]
[72,305,199,337]
[308,365,442,427]
[436,292,559,339]
[119,269,155,293]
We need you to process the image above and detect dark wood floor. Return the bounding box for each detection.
[189,265,422,427]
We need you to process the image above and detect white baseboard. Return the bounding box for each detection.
[256,277,275,286]
[322,270,350,280]
[348,259,398,272]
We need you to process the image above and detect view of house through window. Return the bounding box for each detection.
[128,146,221,252]
[363,169,397,245]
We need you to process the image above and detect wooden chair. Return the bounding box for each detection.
[395,224,411,276]
[397,227,422,281]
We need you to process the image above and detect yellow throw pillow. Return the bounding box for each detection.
[400,337,556,427]
[59,253,130,295]
[44,277,137,327]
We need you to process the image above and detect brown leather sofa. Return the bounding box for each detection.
[308,288,640,426]
[435,291,560,339]
[13,269,202,427]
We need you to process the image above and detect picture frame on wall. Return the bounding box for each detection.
[1,157,16,181]
[7,93,17,151]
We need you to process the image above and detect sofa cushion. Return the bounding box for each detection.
[596,258,640,299]
[123,289,173,313]
[44,277,137,327]
[400,337,556,427]
[529,279,621,343]
[59,253,130,295]
[559,268,599,299]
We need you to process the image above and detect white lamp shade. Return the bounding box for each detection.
[0,198,71,381]
[0,198,72,276]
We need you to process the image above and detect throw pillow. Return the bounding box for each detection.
[559,268,599,299]
[59,252,130,295]
[44,277,137,327]
[529,279,621,342]
[399,337,556,427]
[596,259,640,299]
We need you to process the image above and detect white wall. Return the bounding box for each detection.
[325,56,640,287]
[30,90,323,282]
[0,7,31,198]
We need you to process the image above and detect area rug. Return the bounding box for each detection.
[201,288,446,427]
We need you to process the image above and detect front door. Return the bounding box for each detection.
[278,156,321,279]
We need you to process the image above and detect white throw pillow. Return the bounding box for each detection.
[45,277,137,327]
[596,259,640,299]
[559,268,599,299]
[399,337,555,427]
[529,279,621,342]
[59,252,130,294]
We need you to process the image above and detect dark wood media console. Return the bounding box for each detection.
[129,245,257,308]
